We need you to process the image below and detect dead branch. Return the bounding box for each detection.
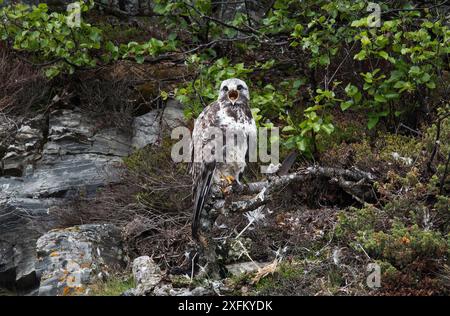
[194,166,376,277]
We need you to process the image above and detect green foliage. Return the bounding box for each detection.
[282,88,336,155]
[335,205,381,241]
[285,0,449,130]
[0,1,100,76]
[153,0,249,43]
[1,0,448,155]
[357,221,448,269]
[175,56,299,121]
[0,1,177,77]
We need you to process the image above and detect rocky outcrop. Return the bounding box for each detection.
[0,98,186,293]
[36,224,127,296]
[0,198,56,291]
[0,109,131,199]
[1,115,45,177]
[0,108,132,292]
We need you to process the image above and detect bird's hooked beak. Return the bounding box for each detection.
[228,90,239,105]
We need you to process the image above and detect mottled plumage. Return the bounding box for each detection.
[191,78,257,239]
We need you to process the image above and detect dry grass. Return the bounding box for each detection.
[52,140,194,272]
[0,46,50,115]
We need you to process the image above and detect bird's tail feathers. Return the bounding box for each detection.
[192,161,216,240]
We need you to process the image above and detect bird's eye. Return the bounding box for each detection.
[237,85,243,91]
[223,86,229,92]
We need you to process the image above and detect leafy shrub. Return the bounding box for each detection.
[0,1,177,77]
[357,221,448,269]
[1,0,448,155]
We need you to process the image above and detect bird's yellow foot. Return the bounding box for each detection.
[225,176,235,185]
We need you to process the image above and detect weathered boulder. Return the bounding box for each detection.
[36,223,127,296]
[123,256,222,296]
[131,99,186,150]
[226,261,268,277]
[152,284,213,296]
[161,99,186,130]
[130,256,163,295]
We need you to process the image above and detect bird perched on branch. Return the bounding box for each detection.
[191,78,257,240]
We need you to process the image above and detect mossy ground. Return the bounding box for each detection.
[89,276,135,296]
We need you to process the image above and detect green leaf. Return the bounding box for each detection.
[296,138,307,152]
[44,66,60,78]
[385,93,399,99]
[160,91,169,100]
[282,125,295,132]
[135,55,145,64]
[367,116,379,130]
[374,94,387,103]
[340,100,353,111]
[378,51,389,60]
[426,81,436,89]
[354,50,367,61]
[409,66,421,76]
[319,54,330,66]
[321,123,334,135]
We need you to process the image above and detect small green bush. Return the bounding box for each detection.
[357,221,448,269]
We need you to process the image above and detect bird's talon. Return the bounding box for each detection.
[225,176,235,185]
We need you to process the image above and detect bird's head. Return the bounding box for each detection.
[218,78,249,105]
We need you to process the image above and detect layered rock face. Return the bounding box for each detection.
[0,101,185,294]
[0,109,132,293]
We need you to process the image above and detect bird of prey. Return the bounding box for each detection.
[191,78,257,240]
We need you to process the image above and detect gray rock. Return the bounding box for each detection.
[0,109,131,200]
[126,255,219,296]
[131,256,163,295]
[152,283,214,296]
[161,99,186,130]
[1,115,45,177]
[131,110,161,150]
[36,223,127,296]
[226,261,268,276]
[0,198,56,292]
[214,0,272,22]
[131,99,186,150]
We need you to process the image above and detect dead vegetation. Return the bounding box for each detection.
[0,46,50,116]
[53,139,195,272]
[0,46,51,161]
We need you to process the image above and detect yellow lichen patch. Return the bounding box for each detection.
[73,286,85,295]
[62,286,72,296]
[49,251,59,257]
